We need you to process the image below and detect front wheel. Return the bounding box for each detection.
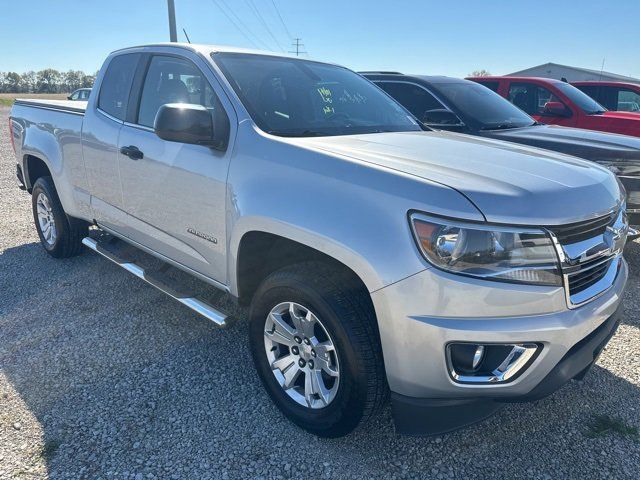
[249,262,387,437]
[31,176,87,258]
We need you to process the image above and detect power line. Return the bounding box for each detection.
[289,38,307,57]
[269,0,293,42]
[245,0,285,52]
[218,0,273,50]
[209,0,262,49]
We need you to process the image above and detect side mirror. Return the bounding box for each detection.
[422,109,465,128]
[543,101,571,117]
[67,95,73,100]
[154,103,216,146]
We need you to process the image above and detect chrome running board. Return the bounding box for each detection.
[82,236,229,327]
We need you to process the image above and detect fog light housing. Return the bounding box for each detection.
[447,343,540,384]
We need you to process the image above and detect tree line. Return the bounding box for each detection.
[0,69,98,94]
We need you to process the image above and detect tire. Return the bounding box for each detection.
[31,176,87,258]
[249,261,387,437]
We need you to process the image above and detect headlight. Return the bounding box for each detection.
[410,213,562,286]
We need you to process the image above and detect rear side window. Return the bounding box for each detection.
[137,55,223,128]
[98,54,140,120]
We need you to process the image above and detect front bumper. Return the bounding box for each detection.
[371,258,627,435]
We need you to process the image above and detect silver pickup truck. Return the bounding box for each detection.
[8,44,633,437]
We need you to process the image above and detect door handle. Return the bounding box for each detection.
[120,145,144,160]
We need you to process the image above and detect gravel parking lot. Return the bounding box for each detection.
[1,104,639,479]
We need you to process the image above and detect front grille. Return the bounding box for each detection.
[567,257,613,296]
[548,211,617,244]
[547,208,624,307]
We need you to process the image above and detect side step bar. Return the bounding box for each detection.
[82,236,229,327]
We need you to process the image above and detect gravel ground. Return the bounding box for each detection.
[0,104,639,479]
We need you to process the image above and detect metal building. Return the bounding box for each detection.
[507,62,640,84]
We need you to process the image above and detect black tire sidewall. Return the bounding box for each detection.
[249,271,369,437]
[31,177,69,256]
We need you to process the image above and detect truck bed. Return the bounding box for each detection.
[13,99,87,114]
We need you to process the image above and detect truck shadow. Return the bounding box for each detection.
[0,240,639,478]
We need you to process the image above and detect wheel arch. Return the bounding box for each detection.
[23,154,53,191]
[232,226,379,306]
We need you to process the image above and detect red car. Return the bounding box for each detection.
[468,76,640,137]
[573,81,640,113]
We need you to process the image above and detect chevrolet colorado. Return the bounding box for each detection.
[8,44,632,437]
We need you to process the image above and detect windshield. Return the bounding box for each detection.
[554,82,607,114]
[431,81,535,130]
[213,53,422,137]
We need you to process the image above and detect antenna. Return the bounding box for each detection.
[183,28,191,43]
[599,58,606,81]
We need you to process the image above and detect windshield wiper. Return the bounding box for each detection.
[479,123,520,131]
[588,110,606,115]
[268,129,327,137]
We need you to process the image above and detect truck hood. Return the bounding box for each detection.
[602,111,640,120]
[589,111,640,136]
[480,124,640,174]
[295,131,621,225]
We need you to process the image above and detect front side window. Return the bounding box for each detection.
[213,53,421,137]
[508,83,563,116]
[138,55,224,128]
[70,91,79,100]
[378,82,446,123]
[432,81,534,130]
[98,53,140,120]
[554,82,606,114]
[79,89,91,100]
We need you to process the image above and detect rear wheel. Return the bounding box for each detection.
[249,262,387,437]
[31,176,87,258]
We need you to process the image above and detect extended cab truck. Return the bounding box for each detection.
[469,76,640,138]
[9,44,632,437]
[364,73,640,227]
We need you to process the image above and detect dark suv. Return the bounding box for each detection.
[363,72,640,226]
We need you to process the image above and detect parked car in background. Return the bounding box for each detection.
[8,44,633,437]
[67,87,91,101]
[364,73,640,227]
[573,81,640,112]
[468,76,640,137]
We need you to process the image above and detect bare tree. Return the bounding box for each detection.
[469,69,492,77]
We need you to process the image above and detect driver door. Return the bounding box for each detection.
[116,53,234,285]
[507,82,576,127]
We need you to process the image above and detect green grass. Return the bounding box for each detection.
[586,414,639,439]
[0,93,69,107]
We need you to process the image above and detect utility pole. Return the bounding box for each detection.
[289,38,306,56]
[167,0,178,42]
